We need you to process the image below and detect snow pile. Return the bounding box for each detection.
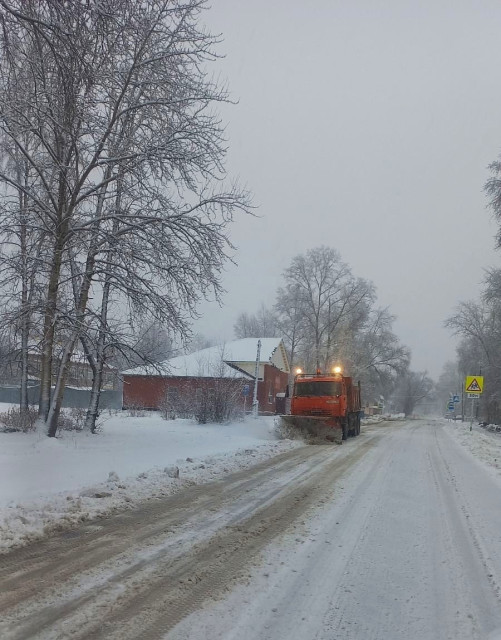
[443,418,501,478]
[360,413,405,425]
[361,415,386,425]
[0,410,302,553]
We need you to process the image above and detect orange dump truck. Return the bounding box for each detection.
[281,370,361,443]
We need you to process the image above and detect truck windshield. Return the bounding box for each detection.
[294,381,342,397]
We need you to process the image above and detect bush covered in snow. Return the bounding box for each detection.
[56,408,87,433]
[159,379,245,424]
[0,405,93,434]
[0,405,38,432]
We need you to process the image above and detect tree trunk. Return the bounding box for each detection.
[38,238,65,423]
[45,335,77,436]
[45,248,96,436]
[45,157,114,435]
[85,303,109,434]
[20,305,29,413]
[85,203,121,433]
[19,177,29,417]
[38,161,71,423]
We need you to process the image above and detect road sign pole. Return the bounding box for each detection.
[465,375,484,428]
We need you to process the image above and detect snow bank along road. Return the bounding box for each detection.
[2,419,501,640]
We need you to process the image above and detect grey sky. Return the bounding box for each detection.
[195,0,501,379]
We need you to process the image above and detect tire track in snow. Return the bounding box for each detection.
[72,437,381,640]
[317,422,421,640]
[428,424,501,636]
[0,445,320,610]
[163,420,501,640]
[0,434,383,640]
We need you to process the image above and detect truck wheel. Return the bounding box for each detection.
[347,414,356,438]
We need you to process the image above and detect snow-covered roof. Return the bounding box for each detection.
[122,338,289,378]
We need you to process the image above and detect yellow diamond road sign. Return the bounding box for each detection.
[465,376,484,394]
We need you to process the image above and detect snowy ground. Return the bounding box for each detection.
[442,416,501,481]
[4,418,501,639]
[3,408,499,558]
[3,415,501,638]
[164,419,501,640]
[0,405,302,552]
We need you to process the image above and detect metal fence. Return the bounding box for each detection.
[0,383,122,410]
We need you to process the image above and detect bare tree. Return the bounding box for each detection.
[435,361,463,416]
[485,159,501,248]
[0,70,48,422]
[186,333,217,353]
[280,246,375,372]
[132,322,176,365]
[391,370,434,416]
[0,0,251,436]
[446,270,501,423]
[234,304,278,339]
[272,248,410,407]
[274,282,306,377]
[350,307,410,402]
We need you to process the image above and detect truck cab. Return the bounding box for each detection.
[286,370,361,440]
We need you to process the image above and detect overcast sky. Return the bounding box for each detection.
[195,0,501,379]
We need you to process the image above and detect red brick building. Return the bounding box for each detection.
[122,338,290,415]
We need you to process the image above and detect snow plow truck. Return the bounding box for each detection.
[280,367,361,444]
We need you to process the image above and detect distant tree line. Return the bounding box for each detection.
[442,157,501,423]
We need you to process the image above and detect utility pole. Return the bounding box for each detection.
[252,339,261,419]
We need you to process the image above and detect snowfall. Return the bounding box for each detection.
[1,405,500,554]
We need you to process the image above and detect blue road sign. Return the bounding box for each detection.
[453,395,460,403]
[242,384,250,397]
[448,402,454,411]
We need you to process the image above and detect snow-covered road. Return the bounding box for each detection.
[2,419,501,639]
[170,418,501,640]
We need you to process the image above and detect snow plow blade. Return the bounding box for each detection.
[279,415,343,444]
